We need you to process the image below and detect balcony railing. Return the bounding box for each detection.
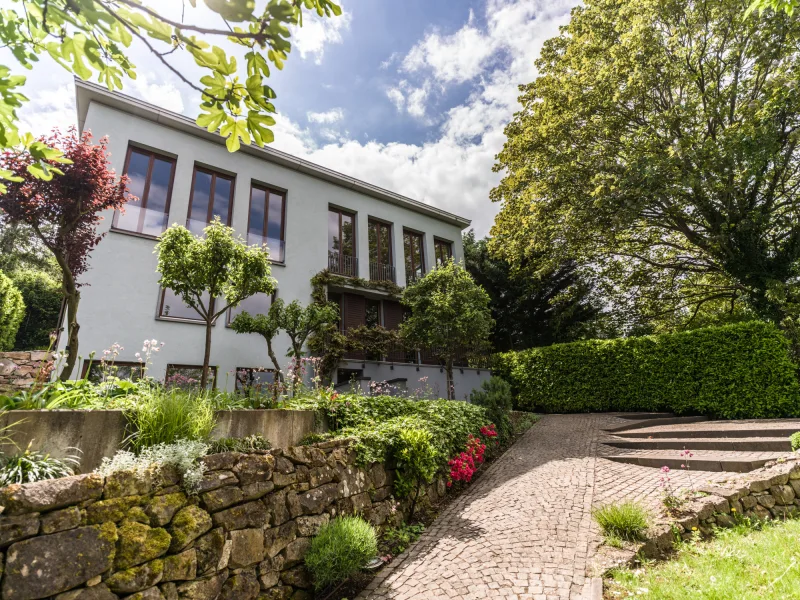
[328,251,358,277]
[331,335,490,369]
[369,261,395,283]
[405,270,425,287]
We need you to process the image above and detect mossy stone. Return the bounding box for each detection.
[116,521,171,570]
[105,559,164,593]
[145,493,187,527]
[169,506,212,552]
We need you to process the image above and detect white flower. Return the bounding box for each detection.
[135,352,141,358]
[151,339,158,345]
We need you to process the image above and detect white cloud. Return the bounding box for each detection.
[307,108,344,123]
[129,74,184,113]
[384,80,433,122]
[402,25,496,85]
[292,7,352,65]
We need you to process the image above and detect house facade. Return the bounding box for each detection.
[62,80,491,398]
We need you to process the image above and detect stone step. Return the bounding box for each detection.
[605,450,789,473]
[609,412,675,420]
[614,427,799,439]
[604,415,709,433]
[603,436,792,452]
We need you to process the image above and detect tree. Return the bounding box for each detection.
[747,0,798,15]
[0,0,342,191]
[156,217,276,388]
[491,0,800,331]
[0,129,128,379]
[0,270,25,351]
[279,300,339,388]
[463,231,603,350]
[0,222,60,277]
[401,260,493,400]
[230,298,286,384]
[11,268,63,350]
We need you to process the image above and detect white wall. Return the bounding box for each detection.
[61,101,472,391]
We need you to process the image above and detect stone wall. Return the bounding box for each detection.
[594,457,800,574]
[0,439,444,600]
[0,352,52,394]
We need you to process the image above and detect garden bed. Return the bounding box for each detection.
[0,408,319,471]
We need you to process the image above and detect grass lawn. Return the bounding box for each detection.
[605,518,800,599]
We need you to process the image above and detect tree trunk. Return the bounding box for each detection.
[446,359,455,400]
[59,286,81,381]
[266,339,284,384]
[201,318,213,389]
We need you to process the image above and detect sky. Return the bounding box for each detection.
[5,0,578,237]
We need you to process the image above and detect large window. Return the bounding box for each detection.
[328,207,356,277]
[434,238,453,267]
[403,230,425,285]
[187,167,235,235]
[165,364,216,390]
[113,147,175,236]
[368,220,393,282]
[158,288,211,322]
[227,292,274,325]
[83,360,144,383]
[248,185,286,263]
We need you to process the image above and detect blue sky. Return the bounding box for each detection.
[5,0,578,236]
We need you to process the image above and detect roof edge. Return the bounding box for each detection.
[74,79,472,229]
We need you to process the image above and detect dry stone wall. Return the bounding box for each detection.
[0,352,52,393]
[0,439,438,600]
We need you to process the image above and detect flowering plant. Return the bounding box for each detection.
[447,433,487,487]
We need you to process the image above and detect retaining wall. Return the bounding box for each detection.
[0,439,443,600]
[0,353,52,394]
[0,410,320,472]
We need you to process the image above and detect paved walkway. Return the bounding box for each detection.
[360,414,735,600]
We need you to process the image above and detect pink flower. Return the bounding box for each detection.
[661,466,670,473]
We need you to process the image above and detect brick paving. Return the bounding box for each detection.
[361,414,738,600]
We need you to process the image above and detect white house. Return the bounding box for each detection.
[61,80,491,398]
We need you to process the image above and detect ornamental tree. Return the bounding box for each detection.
[156,217,276,388]
[491,0,800,330]
[280,299,339,387]
[401,260,493,399]
[230,298,286,384]
[0,0,342,191]
[0,129,129,379]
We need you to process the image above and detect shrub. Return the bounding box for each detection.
[10,268,62,350]
[470,377,513,443]
[96,439,208,492]
[593,501,649,546]
[0,270,25,351]
[792,432,800,452]
[207,434,271,454]
[0,446,79,485]
[125,388,215,451]
[495,321,800,418]
[305,516,378,591]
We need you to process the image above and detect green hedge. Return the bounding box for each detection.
[0,271,25,351]
[493,321,800,419]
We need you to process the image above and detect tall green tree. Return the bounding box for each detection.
[401,260,493,399]
[0,0,342,191]
[156,218,276,388]
[11,268,63,350]
[279,300,338,388]
[492,0,800,330]
[463,231,603,350]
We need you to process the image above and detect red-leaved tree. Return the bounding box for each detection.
[0,129,129,380]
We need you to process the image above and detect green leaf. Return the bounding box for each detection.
[247,111,275,146]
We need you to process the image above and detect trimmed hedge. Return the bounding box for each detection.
[493,321,800,419]
[0,270,25,351]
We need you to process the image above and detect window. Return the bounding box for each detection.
[227,292,274,325]
[434,239,453,266]
[403,230,425,285]
[368,220,393,281]
[235,368,275,394]
[165,364,217,390]
[113,147,175,236]
[365,298,381,328]
[82,360,144,383]
[328,207,356,276]
[158,288,211,322]
[248,185,286,263]
[187,167,235,235]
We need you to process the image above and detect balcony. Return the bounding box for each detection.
[247,233,285,263]
[405,270,425,287]
[328,251,358,277]
[369,261,395,283]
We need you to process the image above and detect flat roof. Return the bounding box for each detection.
[74,79,471,229]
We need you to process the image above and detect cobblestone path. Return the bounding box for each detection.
[361,414,733,600]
